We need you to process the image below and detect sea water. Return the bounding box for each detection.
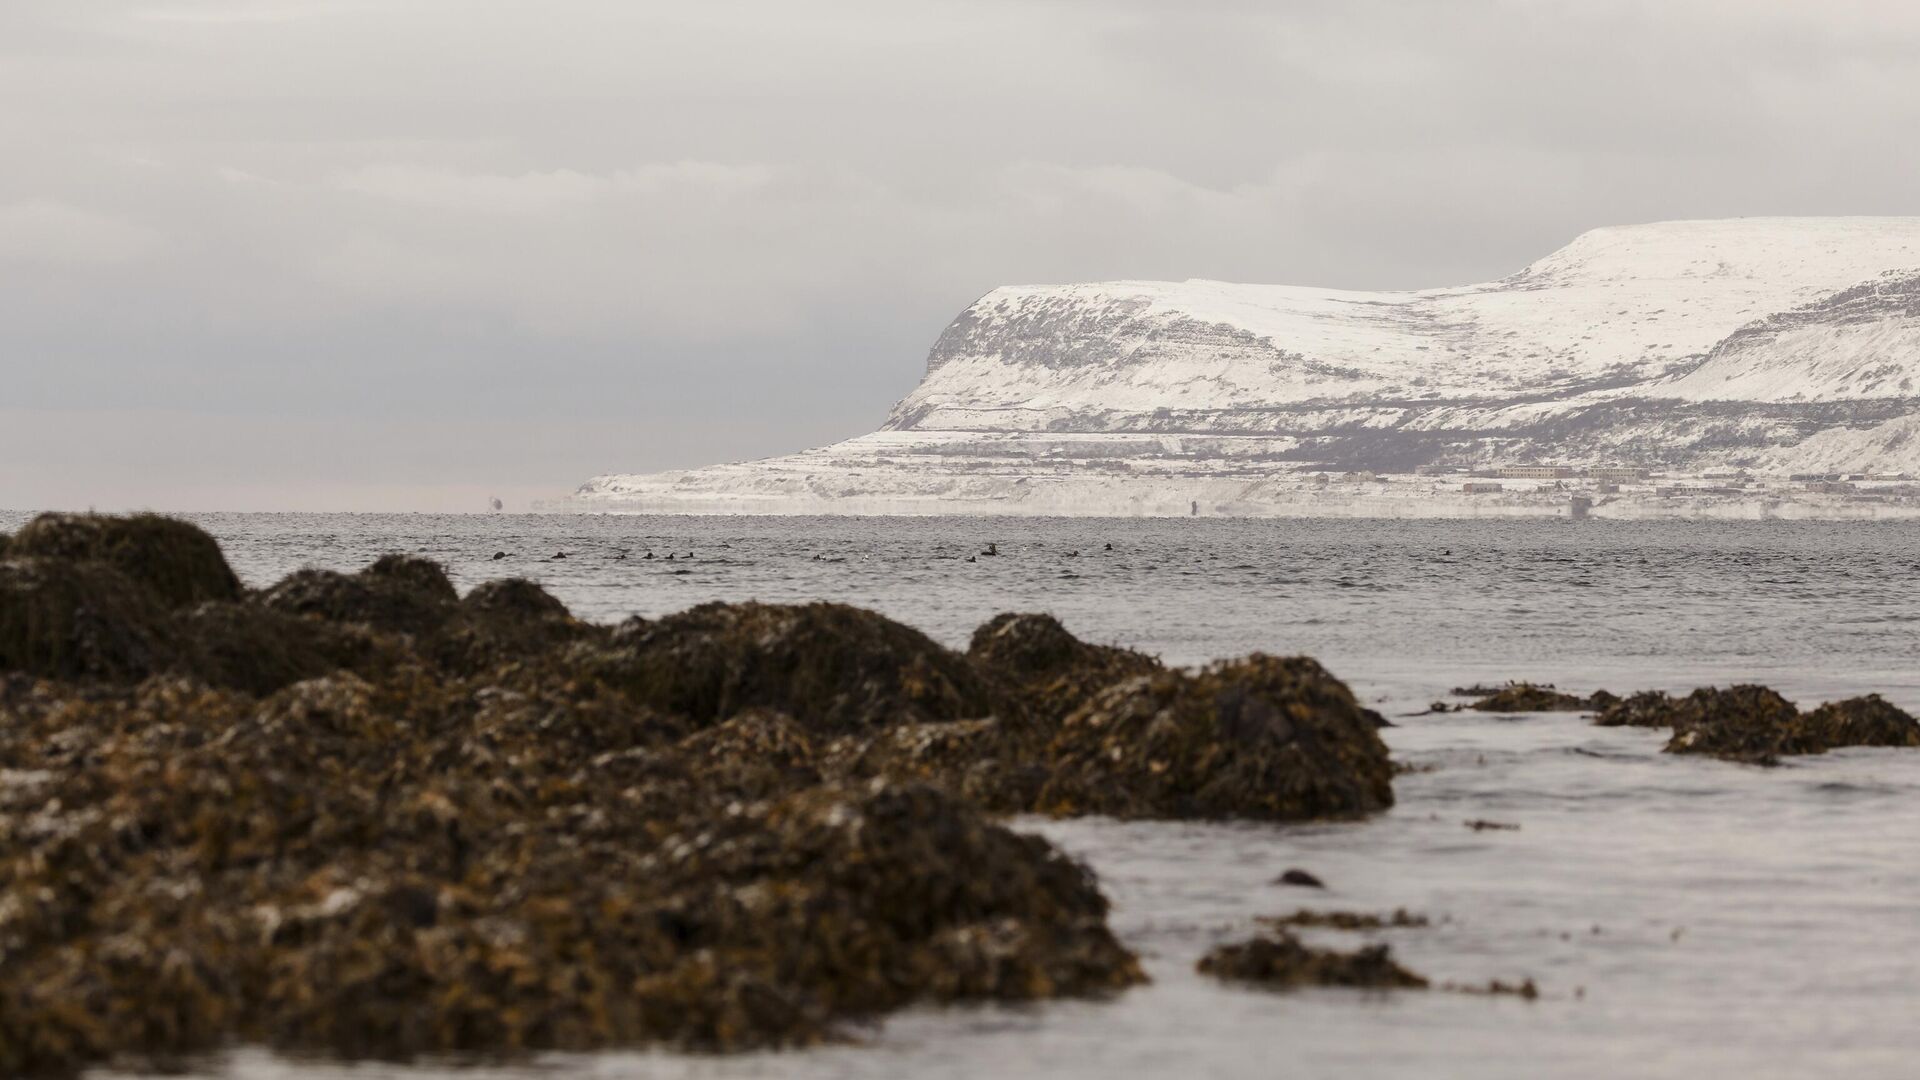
[13,512,1912,1080]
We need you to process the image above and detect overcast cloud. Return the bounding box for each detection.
[4,0,1920,510]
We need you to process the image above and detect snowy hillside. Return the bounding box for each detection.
[563,218,1920,517]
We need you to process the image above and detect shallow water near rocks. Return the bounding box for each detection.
[16,512,1913,1080]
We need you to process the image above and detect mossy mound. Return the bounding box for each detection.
[1792,695,1920,752]
[1035,655,1394,821]
[1466,682,1616,713]
[967,612,1161,723]
[0,557,177,682]
[1196,931,1427,990]
[583,602,1006,735]
[259,556,459,637]
[8,512,241,609]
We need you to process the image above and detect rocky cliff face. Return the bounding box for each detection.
[568,218,1920,515]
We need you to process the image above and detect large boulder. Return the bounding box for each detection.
[583,602,1006,735]
[1035,654,1395,821]
[8,512,240,609]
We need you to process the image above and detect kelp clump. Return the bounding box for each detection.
[1196,932,1427,990]
[1464,682,1617,713]
[1035,655,1395,821]
[0,516,1170,1078]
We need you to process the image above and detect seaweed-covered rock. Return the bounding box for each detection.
[0,671,1142,1078]
[1467,683,1615,713]
[1606,686,1920,763]
[827,717,1049,813]
[1594,689,1682,727]
[8,512,241,609]
[1659,686,1801,764]
[0,557,177,682]
[1791,695,1920,753]
[430,578,599,675]
[582,602,1006,735]
[177,601,393,696]
[967,613,1161,718]
[1196,931,1427,990]
[260,555,458,637]
[1035,655,1394,821]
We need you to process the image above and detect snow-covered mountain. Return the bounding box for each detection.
[562,218,1920,516]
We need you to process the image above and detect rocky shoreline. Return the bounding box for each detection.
[2,514,1917,1076]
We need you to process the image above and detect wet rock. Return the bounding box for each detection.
[8,512,241,609]
[1196,931,1427,990]
[259,555,459,637]
[1036,655,1394,821]
[580,602,1007,735]
[1792,695,1920,753]
[0,557,177,682]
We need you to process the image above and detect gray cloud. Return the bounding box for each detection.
[4,0,1919,510]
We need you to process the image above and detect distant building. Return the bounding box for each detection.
[1462,482,1504,494]
[1589,466,1650,483]
[1341,470,1378,482]
[1498,465,1577,479]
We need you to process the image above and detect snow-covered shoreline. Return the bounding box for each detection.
[563,218,1920,519]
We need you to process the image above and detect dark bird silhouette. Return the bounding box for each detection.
[965,555,976,563]
[491,551,508,560]
[665,553,675,561]
[1066,551,1079,558]
[551,551,567,560]
[982,542,999,557]
[644,551,654,560]
[1104,542,1113,551]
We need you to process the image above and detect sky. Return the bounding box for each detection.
[5,0,1920,511]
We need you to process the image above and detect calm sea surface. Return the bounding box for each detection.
[11,512,1917,1080]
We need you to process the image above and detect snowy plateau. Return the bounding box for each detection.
[557,218,1920,519]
